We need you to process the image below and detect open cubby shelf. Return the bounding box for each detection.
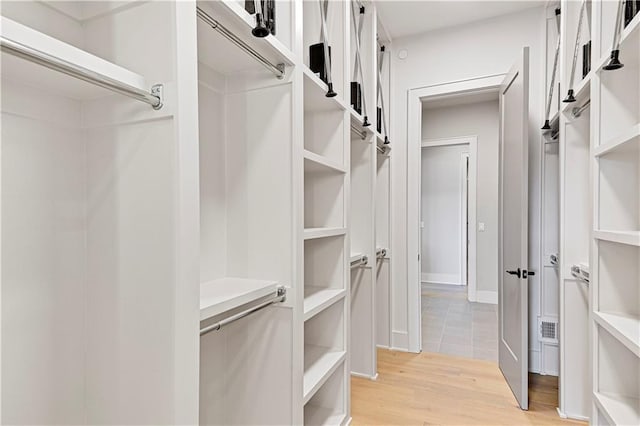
[594,392,640,426]
[304,362,347,425]
[594,230,640,246]
[593,312,640,356]
[304,287,346,322]
[303,346,346,404]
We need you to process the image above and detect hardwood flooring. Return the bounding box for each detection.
[351,349,586,425]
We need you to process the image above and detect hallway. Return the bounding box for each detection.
[351,349,584,425]
[421,283,498,361]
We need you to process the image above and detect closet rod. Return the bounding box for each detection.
[351,124,367,140]
[571,99,590,118]
[376,248,387,260]
[196,7,285,79]
[570,265,590,285]
[0,37,163,109]
[200,286,286,336]
[351,255,368,269]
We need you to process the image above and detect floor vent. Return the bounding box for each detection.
[538,318,558,344]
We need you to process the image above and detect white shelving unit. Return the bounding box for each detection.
[349,0,378,380]
[300,1,351,423]
[2,1,393,425]
[374,13,393,351]
[1,2,199,424]
[591,1,640,424]
[557,0,592,418]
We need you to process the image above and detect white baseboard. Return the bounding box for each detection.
[391,330,409,351]
[557,408,589,422]
[421,272,461,286]
[475,290,498,304]
[350,371,378,380]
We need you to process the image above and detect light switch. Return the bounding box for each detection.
[478,222,485,232]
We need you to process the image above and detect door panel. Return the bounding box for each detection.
[498,47,530,410]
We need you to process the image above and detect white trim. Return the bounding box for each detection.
[407,75,504,353]
[391,330,409,350]
[349,372,378,381]
[461,152,469,288]
[476,291,498,304]
[421,273,461,286]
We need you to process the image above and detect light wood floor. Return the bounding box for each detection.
[351,349,586,425]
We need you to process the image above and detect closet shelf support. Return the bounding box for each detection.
[351,124,367,140]
[351,255,368,269]
[196,7,285,79]
[200,286,286,336]
[0,37,164,109]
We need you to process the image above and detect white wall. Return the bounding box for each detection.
[421,144,469,285]
[388,6,545,350]
[422,100,499,292]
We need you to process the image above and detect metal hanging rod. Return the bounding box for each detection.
[351,255,368,269]
[200,286,286,336]
[0,36,163,109]
[570,264,590,285]
[351,124,367,140]
[572,99,590,118]
[377,142,390,155]
[196,7,285,79]
[376,248,387,260]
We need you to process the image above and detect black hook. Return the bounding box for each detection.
[603,49,624,70]
[541,120,551,130]
[325,82,337,98]
[252,12,270,38]
[563,89,576,103]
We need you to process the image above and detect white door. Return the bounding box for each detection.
[498,47,530,410]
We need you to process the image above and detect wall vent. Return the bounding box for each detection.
[538,317,558,344]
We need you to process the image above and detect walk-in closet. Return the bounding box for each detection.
[2,1,638,425]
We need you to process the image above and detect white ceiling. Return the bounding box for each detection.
[376,0,546,39]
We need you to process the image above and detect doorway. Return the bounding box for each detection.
[420,139,475,294]
[420,133,496,361]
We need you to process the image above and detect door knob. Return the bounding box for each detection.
[506,268,521,278]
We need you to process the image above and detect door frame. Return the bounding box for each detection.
[420,137,477,293]
[407,74,504,353]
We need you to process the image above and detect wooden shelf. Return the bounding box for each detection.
[304,150,347,174]
[303,67,349,113]
[304,405,345,426]
[303,344,346,404]
[594,124,640,157]
[594,392,640,426]
[304,287,346,322]
[594,312,640,357]
[200,277,280,321]
[304,227,347,240]
[594,230,640,246]
[0,16,149,100]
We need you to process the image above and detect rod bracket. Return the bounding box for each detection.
[151,84,164,110]
[276,63,285,79]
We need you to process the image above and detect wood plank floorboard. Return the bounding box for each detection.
[351,349,586,425]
